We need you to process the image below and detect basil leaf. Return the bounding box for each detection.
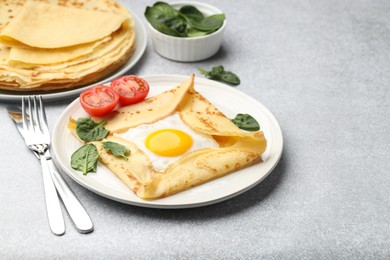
[76,117,109,142]
[221,71,240,85]
[198,65,241,86]
[149,8,188,37]
[152,2,178,17]
[198,67,209,76]
[71,144,99,175]
[163,16,188,34]
[179,5,204,21]
[145,2,225,37]
[187,14,225,32]
[156,23,183,37]
[187,28,208,37]
[145,2,180,33]
[231,114,260,131]
[210,65,225,75]
[145,2,178,28]
[103,141,130,161]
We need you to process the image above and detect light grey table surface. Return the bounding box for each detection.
[1,0,389,259]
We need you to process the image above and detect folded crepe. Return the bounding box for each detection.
[68,75,267,199]
[0,0,135,91]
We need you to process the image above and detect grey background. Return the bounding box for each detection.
[1,0,389,259]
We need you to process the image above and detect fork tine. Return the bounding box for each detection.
[21,96,28,132]
[37,95,49,134]
[27,96,36,132]
[31,96,40,132]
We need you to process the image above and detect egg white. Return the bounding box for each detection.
[114,113,219,172]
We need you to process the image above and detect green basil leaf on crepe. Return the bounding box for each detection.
[71,144,99,175]
[231,114,260,131]
[76,117,109,142]
[103,141,130,160]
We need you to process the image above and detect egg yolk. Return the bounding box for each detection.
[145,129,193,157]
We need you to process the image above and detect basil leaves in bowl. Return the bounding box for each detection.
[145,2,225,37]
[144,1,226,62]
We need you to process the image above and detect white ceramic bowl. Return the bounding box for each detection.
[147,1,226,62]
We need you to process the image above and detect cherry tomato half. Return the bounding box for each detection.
[110,75,150,106]
[80,85,119,116]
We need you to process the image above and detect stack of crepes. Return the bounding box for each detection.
[0,0,135,91]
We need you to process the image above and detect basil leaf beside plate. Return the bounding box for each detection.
[221,71,241,86]
[198,65,241,86]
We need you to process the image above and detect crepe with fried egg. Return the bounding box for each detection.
[69,74,267,199]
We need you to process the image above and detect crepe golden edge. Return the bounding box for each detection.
[0,41,135,91]
[68,74,267,199]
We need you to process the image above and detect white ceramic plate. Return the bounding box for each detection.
[52,75,283,209]
[0,10,147,102]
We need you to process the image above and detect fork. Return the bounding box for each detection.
[22,95,65,236]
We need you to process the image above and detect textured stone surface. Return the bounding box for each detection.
[1,0,389,259]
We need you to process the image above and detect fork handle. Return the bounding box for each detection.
[48,159,94,233]
[39,155,66,236]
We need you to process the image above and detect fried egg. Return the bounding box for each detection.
[115,113,219,171]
